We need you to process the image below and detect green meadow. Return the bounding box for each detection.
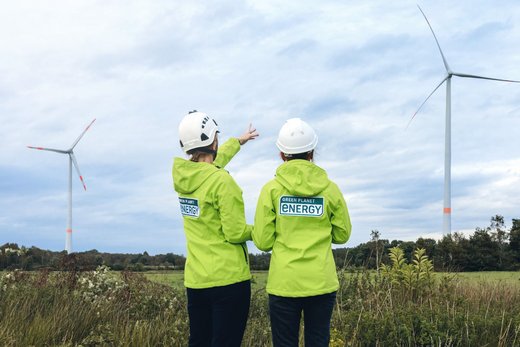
[144,270,269,290]
[2,250,520,346]
[145,269,520,289]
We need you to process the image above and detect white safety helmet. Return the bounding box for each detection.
[178,110,219,153]
[276,118,318,155]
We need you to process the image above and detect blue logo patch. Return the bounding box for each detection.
[179,197,199,218]
[279,196,324,217]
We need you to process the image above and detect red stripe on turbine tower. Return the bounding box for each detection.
[411,6,520,235]
[27,119,95,253]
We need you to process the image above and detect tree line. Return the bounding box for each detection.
[0,246,186,272]
[2,215,518,272]
[332,215,520,272]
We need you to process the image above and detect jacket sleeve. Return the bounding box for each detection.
[214,138,240,169]
[253,185,276,252]
[216,172,252,243]
[330,183,352,244]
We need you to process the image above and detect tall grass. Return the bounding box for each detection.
[1,250,520,346]
[332,248,520,346]
[0,268,189,346]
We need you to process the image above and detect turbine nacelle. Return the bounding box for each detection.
[27,119,96,191]
[410,7,520,126]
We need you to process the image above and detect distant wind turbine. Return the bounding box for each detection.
[28,119,96,253]
[410,5,520,235]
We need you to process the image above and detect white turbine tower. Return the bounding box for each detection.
[28,119,96,253]
[411,6,520,235]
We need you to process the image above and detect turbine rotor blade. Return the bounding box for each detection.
[70,152,87,191]
[452,72,520,83]
[417,5,451,72]
[407,76,449,128]
[27,146,68,154]
[70,118,96,150]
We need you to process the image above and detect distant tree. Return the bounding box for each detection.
[4,215,520,272]
[112,263,125,271]
[454,232,473,270]
[250,252,271,270]
[509,219,520,266]
[490,215,509,269]
[398,241,416,262]
[357,242,374,268]
[416,238,436,258]
[469,227,499,271]
[435,232,471,271]
[332,248,348,268]
[435,233,454,270]
[370,230,381,271]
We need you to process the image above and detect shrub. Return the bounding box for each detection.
[2,251,520,346]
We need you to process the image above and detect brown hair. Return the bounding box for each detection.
[188,138,218,162]
[280,150,314,162]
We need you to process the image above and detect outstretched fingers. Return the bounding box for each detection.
[239,123,259,145]
[247,123,259,140]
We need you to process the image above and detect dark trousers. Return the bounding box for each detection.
[187,280,251,347]
[268,292,336,347]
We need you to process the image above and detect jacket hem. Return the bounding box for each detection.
[266,285,338,297]
[185,274,252,289]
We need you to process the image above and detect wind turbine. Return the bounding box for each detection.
[27,119,96,253]
[411,5,520,235]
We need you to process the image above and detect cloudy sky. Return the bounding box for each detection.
[1,0,519,255]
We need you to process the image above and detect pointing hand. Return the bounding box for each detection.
[238,123,259,145]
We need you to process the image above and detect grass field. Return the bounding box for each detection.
[2,261,520,346]
[145,270,520,289]
[455,271,520,284]
[144,270,269,290]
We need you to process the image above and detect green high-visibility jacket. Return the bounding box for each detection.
[253,159,351,297]
[173,138,252,289]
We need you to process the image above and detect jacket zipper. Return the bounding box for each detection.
[240,244,248,264]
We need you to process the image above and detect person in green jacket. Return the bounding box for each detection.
[173,110,258,347]
[253,118,351,347]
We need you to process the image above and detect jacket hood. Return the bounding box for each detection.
[275,160,330,196]
[173,157,219,194]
